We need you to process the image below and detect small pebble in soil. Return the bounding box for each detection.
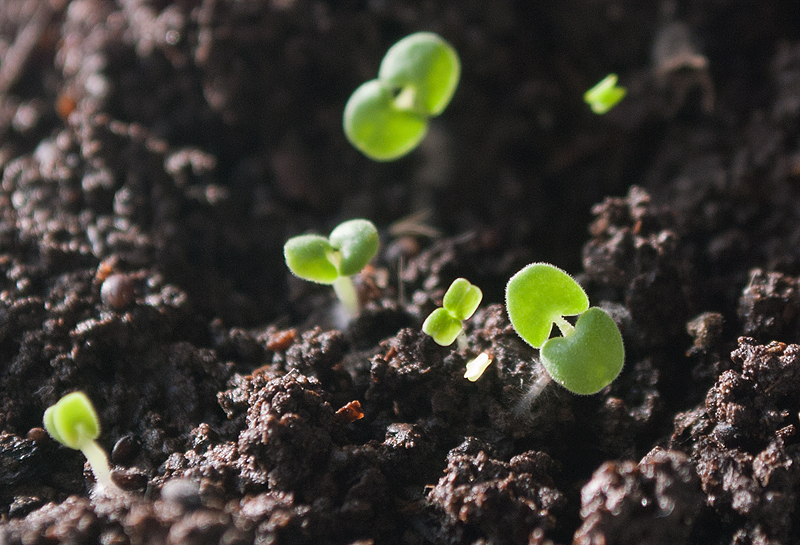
[160,478,203,509]
[100,274,136,309]
[111,467,148,491]
[26,428,47,442]
[8,496,44,519]
[111,434,142,466]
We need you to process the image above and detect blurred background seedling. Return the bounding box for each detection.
[344,32,460,161]
[583,73,627,114]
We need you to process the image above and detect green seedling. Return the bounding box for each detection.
[284,219,379,316]
[422,278,483,346]
[43,391,117,491]
[506,263,624,395]
[344,32,460,161]
[584,73,627,114]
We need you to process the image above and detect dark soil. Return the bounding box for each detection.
[2,1,800,544]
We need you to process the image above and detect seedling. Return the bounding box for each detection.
[584,73,627,114]
[422,278,482,346]
[344,32,460,161]
[506,263,624,395]
[43,391,117,491]
[284,219,379,316]
[464,352,493,382]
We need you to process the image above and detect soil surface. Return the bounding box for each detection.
[2,1,800,544]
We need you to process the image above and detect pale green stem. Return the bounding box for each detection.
[553,316,574,337]
[393,86,418,112]
[333,275,359,317]
[81,440,116,491]
[455,330,468,351]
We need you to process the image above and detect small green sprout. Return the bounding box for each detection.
[506,263,624,395]
[422,278,483,346]
[284,219,379,316]
[344,32,460,161]
[583,73,627,114]
[43,391,117,491]
[464,352,493,382]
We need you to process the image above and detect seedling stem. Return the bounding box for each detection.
[82,439,115,490]
[394,86,418,112]
[554,316,574,337]
[333,276,359,316]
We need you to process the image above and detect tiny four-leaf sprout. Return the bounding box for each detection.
[344,32,460,161]
[284,219,379,316]
[584,73,627,114]
[422,278,483,346]
[422,278,493,382]
[506,263,624,395]
[43,391,118,491]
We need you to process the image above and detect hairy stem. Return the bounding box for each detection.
[513,361,553,418]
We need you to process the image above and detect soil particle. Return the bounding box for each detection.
[574,447,702,545]
[738,269,800,343]
[366,327,450,423]
[0,496,99,545]
[686,311,729,391]
[687,311,725,352]
[284,328,353,398]
[221,371,339,497]
[426,438,565,545]
[671,337,800,543]
[582,185,692,350]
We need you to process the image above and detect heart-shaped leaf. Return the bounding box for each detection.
[540,307,625,395]
[329,219,380,276]
[505,263,589,348]
[283,234,338,284]
[443,278,482,320]
[378,32,461,116]
[343,79,429,161]
[43,391,101,450]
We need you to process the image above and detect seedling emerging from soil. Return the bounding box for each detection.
[284,219,379,316]
[464,352,493,382]
[43,391,117,491]
[422,278,482,346]
[584,74,627,114]
[344,32,460,161]
[506,263,624,395]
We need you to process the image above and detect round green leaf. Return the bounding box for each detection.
[540,307,625,395]
[43,391,101,450]
[422,307,463,346]
[443,278,483,321]
[329,219,379,277]
[378,32,460,116]
[284,234,338,284]
[343,79,429,161]
[505,263,589,348]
